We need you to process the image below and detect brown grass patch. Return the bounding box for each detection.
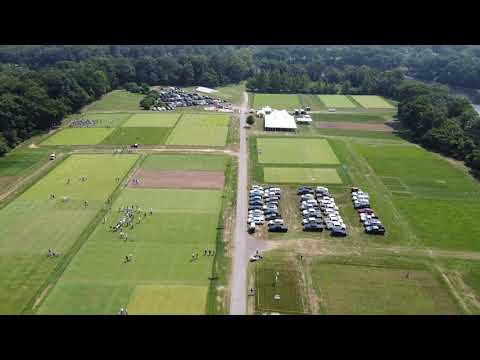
[316,121,393,132]
[130,169,225,189]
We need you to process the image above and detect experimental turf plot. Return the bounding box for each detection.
[0,154,138,313]
[72,113,133,128]
[41,128,115,146]
[84,90,145,112]
[0,148,50,193]
[318,95,358,108]
[311,261,460,314]
[252,93,302,110]
[263,167,342,184]
[38,188,223,315]
[121,113,180,127]
[101,127,172,145]
[354,142,480,251]
[256,138,340,165]
[166,113,230,147]
[351,95,395,109]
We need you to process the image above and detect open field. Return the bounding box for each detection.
[41,128,114,146]
[141,154,228,172]
[297,126,401,140]
[85,90,144,112]
[121,113,180,127]
[210,83,245,105]
[316,121,394,132]
[38,187,222,314]
[298,94,326,110]
[311,260,460,314]
[0,154,138,313]
[101,127,171,145]
[252,93,301,110]
[318,95,357,108]
[73,113,133,128]
[256,137,340,165]
[166,113,230,147]
[351,95,395,109]
[263,167,342,184]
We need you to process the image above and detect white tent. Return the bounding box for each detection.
[196,86,218,94]
[264,110,297,132]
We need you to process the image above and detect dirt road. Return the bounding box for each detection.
[229,93,250,314]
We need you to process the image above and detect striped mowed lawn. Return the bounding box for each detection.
[318,95,358,108]
[166,113,230,146]
[351,95,395,109]
[121,113,180,127]
[41,128,115,145]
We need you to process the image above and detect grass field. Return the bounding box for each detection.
[311,261,460,314]
[121,113,180,127]
[74,113,133,128]
[41,128,114,146]
[318,95,357,108]
[301,128,400,140]
[351,95,395,109]
[141,154,228,172]
[0,154,138,313]
[166,113,230,147]
[101,127,171,145]
[210,83,245,105]
[298,94,326,110]
[263,167,342,184]
[252,93,301,110]
[85,90,144,112]
[256,137,340,165]
[38,187,222,314]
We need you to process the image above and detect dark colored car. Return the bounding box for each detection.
[249,201,264,206]
[303,224,323,232]
[331,228,347,237]
[357,208,374,214]
[365,226,386,235]
[268,225,288,233]
[248,205,263,211]
[265,213,281,221]
[297,187,314,195]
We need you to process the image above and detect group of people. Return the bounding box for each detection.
[203,249,215,256]
[131,178,141,185]
[47,249,60,258]
[124,254,134,263]
[70,119,97,128]
[118,308,129,315]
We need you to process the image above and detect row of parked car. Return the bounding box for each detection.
[157,87,229,110]
[297,186,347,237]
[351,187,386,235]
[247,185,288,233]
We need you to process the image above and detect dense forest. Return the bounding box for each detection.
[1,45,480,175]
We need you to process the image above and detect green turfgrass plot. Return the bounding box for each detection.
[311,262,459,314]
[85,90,144,112]
[101,127,171,145]
[75,113,132,128]
[311,128,399,140]
[257,137,340,165]
[351,95,395,109]
[299,94,325,110]
[318,95,357,108]
[141,154,228,172]
[166,113,230,147]
[122,113,180,127]
[0,154,138,313]
[38,187,222,314]
[263,167,342,184]
[256,262,305,314]
[252,93,301,110]
[128,285,208,314]
[41,128,114,145]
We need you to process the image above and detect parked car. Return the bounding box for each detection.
[268,225,288,233]
[247,223,256,234]
[303,223,323,232]
[268,219,284,225]
[331,228,347,237]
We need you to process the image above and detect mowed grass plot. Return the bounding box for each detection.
[166,113,230,147]
[257,137,340,165]
[351,95,395,109]
[38,187,222,314]
[122,113,180,127]
[101,127,171,145]
[141,154,228,172]
[85,90,144,112]
[263,167,342,184]
[252,93,301,110]
[311,262,460,314]
[311,112,395,123]
[41,128,114,146]
[0,154,138,313]
[75,113,132,128]
[318,95,357,108]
